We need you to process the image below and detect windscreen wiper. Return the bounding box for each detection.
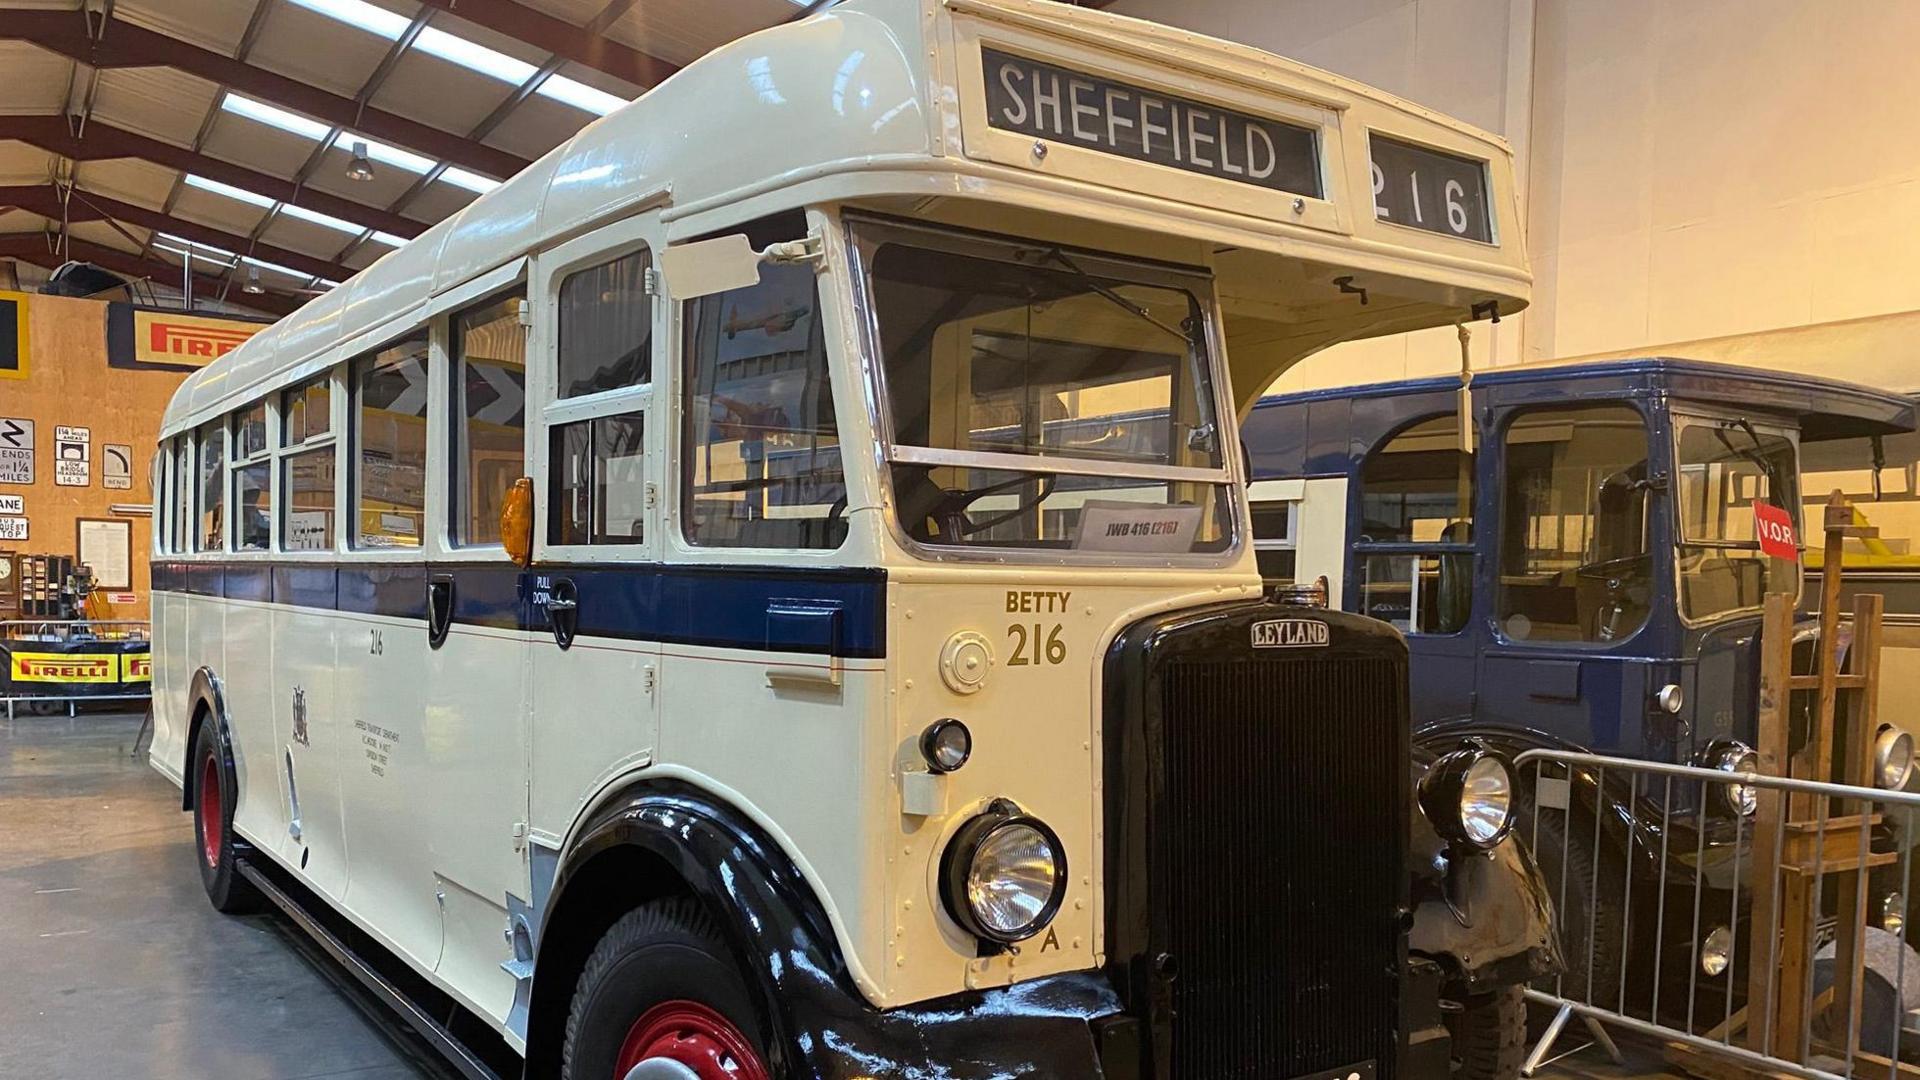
[1026,246,1194,344]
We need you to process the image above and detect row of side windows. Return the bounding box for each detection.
[157,217,847,557]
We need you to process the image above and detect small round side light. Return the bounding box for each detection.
[921,718,973,774]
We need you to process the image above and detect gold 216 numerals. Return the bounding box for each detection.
[1007,623,1066,666]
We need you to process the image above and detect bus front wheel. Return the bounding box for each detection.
[563,899,771,1080]
[191,721,262,914]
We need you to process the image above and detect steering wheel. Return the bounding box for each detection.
[926,472,1058,539]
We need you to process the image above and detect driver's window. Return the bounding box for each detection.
[680,215,844,550]
[1497,403,1650,643]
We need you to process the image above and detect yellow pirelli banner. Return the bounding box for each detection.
[10,651,119,683]
[107,303,269,372]
[1,641,152,697]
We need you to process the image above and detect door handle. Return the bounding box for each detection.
[548,577,578,650]
[427,574,454,649]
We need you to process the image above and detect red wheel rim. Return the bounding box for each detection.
[613,1000,767,1080]
[197,753,223,869]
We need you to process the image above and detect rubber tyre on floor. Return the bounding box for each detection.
[561,898,772,1080]
[1447,984,1527,1080]
[191,720,263,914]
[1526,810,1626,1013]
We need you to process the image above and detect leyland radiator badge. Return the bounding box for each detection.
[1250,619,1329,648]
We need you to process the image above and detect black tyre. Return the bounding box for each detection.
[561,898,771,1080]
[1448,984,1527,1080]
[1527,811,1625,1012]
[191,720,263,914]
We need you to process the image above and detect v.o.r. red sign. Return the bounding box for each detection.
[1753,501,1799,562]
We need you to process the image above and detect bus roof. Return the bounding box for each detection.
[1252,356,1917,442]
[162,0,1533,437]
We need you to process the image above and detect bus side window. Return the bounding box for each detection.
[551,415,647,544]
[1353,414,1474,634]
[281,373,337,551]
[452,293,528,547]
[548,248,652,546]
[174,434,193,556]
[195,421,226,552]
[351,338,430,549]
[680,237,843,551]
[232,400,272,552]
[1249,500,1297,583]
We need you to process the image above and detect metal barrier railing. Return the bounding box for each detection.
[0,619,152,718]
[1518,747,1920,1079]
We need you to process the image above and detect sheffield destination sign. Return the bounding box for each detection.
[984,48,1321,199]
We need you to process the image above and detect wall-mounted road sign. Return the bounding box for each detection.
[0,418,32,485]
[54,425,89,487]
[103,444,132,490]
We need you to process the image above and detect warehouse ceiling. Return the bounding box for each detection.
[0,0,851,316]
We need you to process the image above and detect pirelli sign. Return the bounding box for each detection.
[10,652,118,683]
[107,304,269,372]
[2,644,152,694]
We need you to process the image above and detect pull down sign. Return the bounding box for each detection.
[983,48,1321,198]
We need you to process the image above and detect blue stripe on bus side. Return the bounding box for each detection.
[150,560,887,658]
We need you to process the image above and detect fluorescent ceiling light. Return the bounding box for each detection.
[441,167,499,194]
[222,94,331,140]
[539,75,627,116]
[156,232,237,259]
[241,255,307,279]
[184,174,276,209]
[370,231,408,247]
[153,241,238,269]
[286,0,627,116]
[284,0,411,38]
[223,90,498,192]
[280,202,365,235]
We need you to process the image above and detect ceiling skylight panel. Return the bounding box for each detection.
[184,175,277,209]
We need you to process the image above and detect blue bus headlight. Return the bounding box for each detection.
[941,800,1067,944]
[1875,725,1914,790]
[1699,740,1759,816]
[1420,744,1514,850]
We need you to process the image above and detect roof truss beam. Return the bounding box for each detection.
[0,114,426,241]
[414,0,677,88]
[4,9,531,180]
[0,184,354,282]
[0,231,299,316]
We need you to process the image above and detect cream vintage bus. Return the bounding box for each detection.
[148,1,1550,1077]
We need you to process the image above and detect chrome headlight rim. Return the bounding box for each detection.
[1698,739,1759,816]
[939,799,1068,946]
[1419,742,1515,851]
[1875,725,1914,791]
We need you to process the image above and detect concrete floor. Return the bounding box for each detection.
[0,708,1674,1080]
[0,709,442,1080]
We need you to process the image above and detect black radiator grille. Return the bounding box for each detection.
[1160,654,1406,1080]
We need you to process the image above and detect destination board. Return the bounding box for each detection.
[983,48,1321,199]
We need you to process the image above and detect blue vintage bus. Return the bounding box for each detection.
[1243,357,1917,1003]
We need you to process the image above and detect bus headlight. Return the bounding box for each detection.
[1875,725,1914,790]
[1700,925,1732,977]
[1419,744,1514,850]
[940,800,1067,945]
[1700,740,1759,816]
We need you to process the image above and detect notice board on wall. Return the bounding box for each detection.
[77,518,132,590]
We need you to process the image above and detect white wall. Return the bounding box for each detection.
[1109,0,1920,394]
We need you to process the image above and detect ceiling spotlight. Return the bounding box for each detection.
[346,140,375,182]
[242,267,265,295]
